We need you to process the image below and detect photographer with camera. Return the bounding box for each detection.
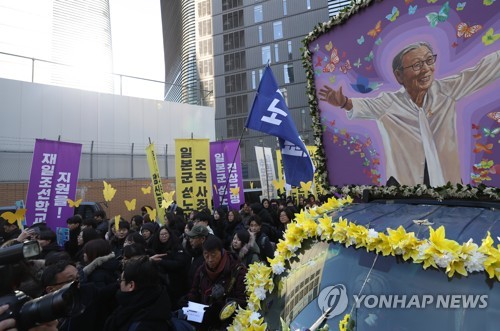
[0,241,75,331]
[182,235,247,331]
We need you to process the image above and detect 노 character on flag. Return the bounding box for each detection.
[246,65,314,187]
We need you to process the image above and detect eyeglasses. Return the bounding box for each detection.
[401,54,437,71]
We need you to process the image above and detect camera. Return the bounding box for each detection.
[0,241,84,330]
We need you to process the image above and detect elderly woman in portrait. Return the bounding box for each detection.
[319,42,499,187]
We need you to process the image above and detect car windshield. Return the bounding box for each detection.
[261,203,500,331]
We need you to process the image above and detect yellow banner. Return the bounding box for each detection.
[146,143,165,224]
[175,139,212,213]
[276,146,322,201]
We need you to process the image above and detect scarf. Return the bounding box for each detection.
[205,250,228,282]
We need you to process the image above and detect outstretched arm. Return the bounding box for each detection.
[318,85,353,111]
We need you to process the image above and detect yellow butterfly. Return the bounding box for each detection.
[103,181,117,202]
[163,191,175,202]
[161,199,171,209]
[250,181,254,189]
[141,186,151,194]
[145,206,157,221]
[272,179,285,191]
[114,215,121,231]
[300,181,313,192]
[1,209,26,226]
[124,199,136,211]
[67,198,82,208]
[230,186,240,196]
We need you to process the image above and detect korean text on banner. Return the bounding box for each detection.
[255,146,277,200]
[175,139,212,213]
[25,139,82,230]
[209,140,244,211]
[146,143,165,224]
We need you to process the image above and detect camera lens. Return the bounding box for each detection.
[17,281,84,330]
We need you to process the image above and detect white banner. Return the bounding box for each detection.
[255,146,277,200]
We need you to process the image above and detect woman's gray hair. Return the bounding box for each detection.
[392,41,434,74]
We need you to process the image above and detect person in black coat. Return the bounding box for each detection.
[104,255,173,330]
[150,226,191,310]
[82,239,120,288]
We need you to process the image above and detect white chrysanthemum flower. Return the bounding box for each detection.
[254,286,266,300]
[272,262,286,275]
[434,253,454,269]
[465,251,487,273]
[367,228,379,240]
[249,311,261,323]
[416,242,431,259]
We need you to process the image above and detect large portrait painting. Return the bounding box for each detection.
[305,0,499,188]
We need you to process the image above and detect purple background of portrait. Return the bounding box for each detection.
[310,0,500,187]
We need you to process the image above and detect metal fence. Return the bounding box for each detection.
[0,150,176,183]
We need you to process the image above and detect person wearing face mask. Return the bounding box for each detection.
[319,42,499,187]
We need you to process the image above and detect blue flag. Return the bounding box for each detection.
[246,66,314,187]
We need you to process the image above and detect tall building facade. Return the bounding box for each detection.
[162,0,350,186]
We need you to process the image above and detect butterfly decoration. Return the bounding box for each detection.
[413,219,434,226]
[353,58,362,68]
[230,186,240,196]
[333,135,339,143]
[329,75,336,84]
[427,0,438,3]
[482,28,500,46]
[315,56,323,67]
[300,181,312,193]
[314,69,322,76]
[473,159,494,171]
[457,22,482,39]
[323,47,340,73]
[141,186,151,194]
[313,43,320,52]
[250,181,254,189]
[325,41,333,51]
[426,1,450,28]
[67,198,82,208]
[350,75,381,94]
[272,179,285,191]
[357,35,365,45]
[375,37,383,46]
[373,158,380,165]
[472,123,480,130]
[103,181,117,202]
[473,143,494,154]
[329,119,336,126]
[483,0,495,5]
[367,20,382,38]
[405,0,414,4]
[124,199,136,211]
[163,191,175,203]
[483,127,500,138]
[408,5,417,15]
[365,65,373,72]
[145,206,157,221]
[473,133,482,139]
[451,42,458,48]
[364,51,374,62]
[1,209,26,229]
[363,158,371,167]
[340,60,352,74]
[386,6,399,22]
[487,112,500,124]
[456,2,466,10]
[489,164,500,174]
[114,215,121,232]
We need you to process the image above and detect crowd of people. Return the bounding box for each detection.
[0,194,322,331]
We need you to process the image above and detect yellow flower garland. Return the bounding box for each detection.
[229,197,500,330]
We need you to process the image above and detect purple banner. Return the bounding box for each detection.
[26,139,82,230]
[209,140,244,211]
